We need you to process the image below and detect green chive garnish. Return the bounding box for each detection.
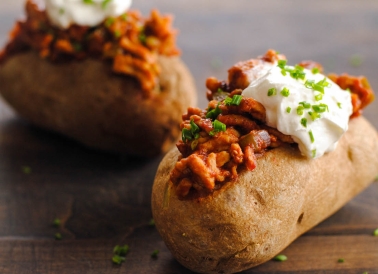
[297,106,304,115]
[22,166,32,174]
[182,119,200,142]
[148,219,155,227]
[299,101,311,109]
[338,258,345,263]
[280,87,290,97]
[312,104,327,113]
[114,245,129,257]
[273,254,287,262]
[301,118,307,128]
[121,14,128,21]
[55,233,62,240]
[286,107,291,113]
[114,30,121,38]
[151,249,159,258]
[309,130,315,143]
[268,88,277,96]
[225,95,243,106]
[277,60,287,69]
[315,93,323,101]
[83,0,94,4]
[337,102,342,109]
[139,33,147,44]
[102,0,112,9]
[312,67,320,74]
[308,111,321,121]
[53,218,61,227]
[105,17,115,27]
[209,120,226,136]
[206,103,221,120]
[112,255,125,265]
[373,228,378,236]
[312,149,316,158]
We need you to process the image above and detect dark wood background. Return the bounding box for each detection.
[0,1,378,273]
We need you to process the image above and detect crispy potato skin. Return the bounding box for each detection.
[152,117,378,273]
[0,51,196,157]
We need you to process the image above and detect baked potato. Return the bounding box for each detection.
[0,0,196,157]
[151,51,378,273]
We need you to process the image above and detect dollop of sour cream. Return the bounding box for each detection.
[242,63,353,159]
[45,0,132,28]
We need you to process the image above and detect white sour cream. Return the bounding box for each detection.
[242,64,353,159]
[45,0,132,28]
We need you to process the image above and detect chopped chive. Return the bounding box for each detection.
[308,111,321,121]
[312,67,320,74]
[114,30,121,38]
[273,254,287,262]
[373,228,378,236]
[148,219,155,227]
[83,0,94,4]
[139,33,147,44]
[277,60,287,69]
[312,104,327,113]
[121,13,128,21]
[22,166,32,174]
[305,79,315,89]
[281,69,287,76]
[105,17,115,27]
[280,87,290,97]
[309,130,315,143]
[311,149,316,158]
[286,107,291,113]
[338,258,345,263]
[217,88,223,93]
[151,249,159,258]
[191,139,199,150]
[301,118,307,128]
[55,233,62,240]
[209,120,226,136]
[314,93,323,101]
[59,8,65,15]
[102,0,112,9]
[114,245,129,256]
[267,88,277,96]
[206,103,221,120]
[337,102,342,109]
[112,255,125,265]
[224,95,242,106]
[297,106,304,115]
[299,101,311,109]
[53,218,61,227]
[182,120,200,142]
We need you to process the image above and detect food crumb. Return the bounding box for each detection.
[52,218,61,227]
[151,249,159,258]
[55,233,62,240]
[112,245,129,265]
[338,258,345,263]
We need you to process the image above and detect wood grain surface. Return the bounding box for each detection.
[0,1,378,273]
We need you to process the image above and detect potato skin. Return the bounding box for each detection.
[152,117,378,273]
[0,51,196,157]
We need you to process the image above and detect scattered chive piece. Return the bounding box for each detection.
[151,249,159,258]
[309,130,315,143]
[139,33,147,44]
[114,30,121,38]
[286,107,291,113]
[312,149,316,158]
[267,88,277,96]
[273,254,287,262]
[182,119,200,142]
[55,233,62,240]
[337,102,342,109]
[112,255,125,265]
[148,219,155,227]
[312,104,327,113]
[338,258,345,263]
[102,0,112,9]
[373,228,378,236]
[315,93,323,101]
[299,101,311,109]
[305,79,315,89]
[206,103,221,120]
[105,17,115,27]
[301,118,307,128]
[121,13,128,21]
[224,95,242,106]
[59,8,65,14]
[113,245,129,257]
[296,106,304,115]
[308,111,321,121]
[345,88,351,93]
[312,67,320,74]
[53,218,61,227]
[277,60,287,69]
[280,87,290,97]
[362,272,369,274]
[83,0,94,4]
[22,166,32,174]
[209,120,226,136]
[191,139,199,150]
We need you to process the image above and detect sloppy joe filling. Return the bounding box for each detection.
[171,50,375,198]
[0,0,179,97]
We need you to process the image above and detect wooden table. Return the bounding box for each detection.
[0,1,378,273]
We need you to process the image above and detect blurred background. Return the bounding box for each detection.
[1,0,378,114]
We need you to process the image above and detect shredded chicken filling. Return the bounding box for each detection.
[0,0,180,97]
[171,50,375,198]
